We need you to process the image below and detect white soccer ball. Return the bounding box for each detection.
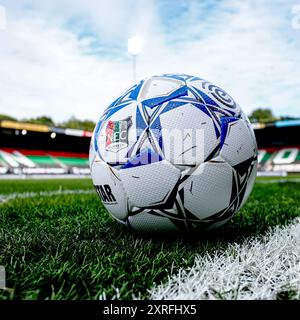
[90,74,257,233]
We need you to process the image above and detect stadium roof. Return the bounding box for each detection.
[251,119,300,130]
[0,120,92,137]
[2,119,300,135]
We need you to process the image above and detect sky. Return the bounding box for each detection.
[0,0,300,122]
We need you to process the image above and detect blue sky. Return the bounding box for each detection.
[0,0,300,122]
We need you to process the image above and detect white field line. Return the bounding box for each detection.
[149,218,300,300]
[0,189,94,203]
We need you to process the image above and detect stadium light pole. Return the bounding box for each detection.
[128,36,143,83]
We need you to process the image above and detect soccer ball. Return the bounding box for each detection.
[90,74,257,233]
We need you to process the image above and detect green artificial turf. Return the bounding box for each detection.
[0,178,299,300]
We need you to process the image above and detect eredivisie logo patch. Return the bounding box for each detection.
[105,117,132,152]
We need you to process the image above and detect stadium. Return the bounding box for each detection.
[0,120,91,176]
[0,114,299,300]
[1,118,300,177]
[0,0,300,307]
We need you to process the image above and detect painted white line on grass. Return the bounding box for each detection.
[0,189,95,203]
[149,218,300,300]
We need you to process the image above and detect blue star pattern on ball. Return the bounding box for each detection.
[90,74,257,233]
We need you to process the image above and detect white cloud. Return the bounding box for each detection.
[0,0,299,122]
[145,0,300,117]
[0,16,133,122]
[0,5,6,30]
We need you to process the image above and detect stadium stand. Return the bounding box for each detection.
[254,120,300,174]
[0,120,91,175]
[0,118,299,176]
